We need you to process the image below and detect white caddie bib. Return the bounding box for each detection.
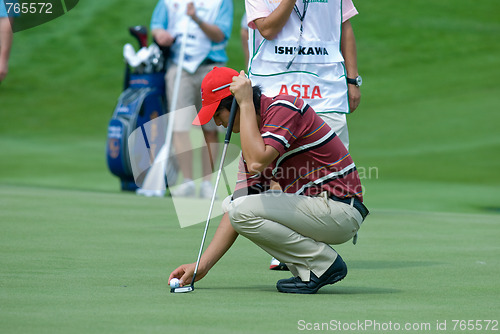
[249,0,349,113]
[165,0,223,73]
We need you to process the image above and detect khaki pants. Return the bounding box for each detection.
[318,113,349,150]
[225,191,363,282]
[166,62,224,132]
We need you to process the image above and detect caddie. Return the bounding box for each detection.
[245,0,362,149]
[168,67,369,294]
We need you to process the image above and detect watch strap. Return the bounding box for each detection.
[346,77,358,85]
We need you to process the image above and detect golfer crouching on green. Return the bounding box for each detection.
[169,67,369,294]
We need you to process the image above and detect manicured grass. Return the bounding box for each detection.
[1,185,499,333]
[1,0,500,333]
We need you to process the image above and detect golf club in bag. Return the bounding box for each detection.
[171,97,238,294]
[106,26,178,191]
[124,25,149,90]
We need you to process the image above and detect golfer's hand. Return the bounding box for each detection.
[230,71,253,107]
[348,85,361,113]
[153,29,175,47]
[169,263,207,287]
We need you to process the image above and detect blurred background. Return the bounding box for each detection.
[1,0,499,213]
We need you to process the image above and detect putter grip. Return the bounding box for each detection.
[224,98,238,144]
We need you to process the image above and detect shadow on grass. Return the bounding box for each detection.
[197,285,401,295]
[183,261,440,294]
[321,286,401,295]
[349,260,441,270]
[481,206,500,214]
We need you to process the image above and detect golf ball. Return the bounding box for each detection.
[170,278,180,288]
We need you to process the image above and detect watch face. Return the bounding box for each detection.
[356,76,362,86]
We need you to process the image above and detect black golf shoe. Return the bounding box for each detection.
[276,254,347,294]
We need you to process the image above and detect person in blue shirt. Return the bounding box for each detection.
[151,0,233,198]
[0,0,17,82]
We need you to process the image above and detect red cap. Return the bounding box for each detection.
[193,67,239,126]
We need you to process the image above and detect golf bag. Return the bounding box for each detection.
[106,72,178,191]
[107,26,178,192]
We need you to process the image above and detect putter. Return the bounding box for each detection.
[171,97,238,293]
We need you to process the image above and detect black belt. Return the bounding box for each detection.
[330,195,369,220]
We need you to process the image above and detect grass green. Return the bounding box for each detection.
[1,185,499,333]
[1,0,500,333]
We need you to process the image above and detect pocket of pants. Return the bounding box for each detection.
[324,201,360,244]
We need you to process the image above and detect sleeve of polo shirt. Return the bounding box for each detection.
[0,0,6,17]
[261,99,307,157]
[150,0,168,31]
[342,0,359,22]
[214,0,233,41]
[245,0,270,30]
[1,0,20,17]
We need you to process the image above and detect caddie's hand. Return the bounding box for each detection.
[168,263,207,287]
[230,70,253,107]
[153,29,175,47]
[186,2,197,19]
[348,85,361,113]
[0,59,8,82]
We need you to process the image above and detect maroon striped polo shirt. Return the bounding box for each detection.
[234,94,363,201]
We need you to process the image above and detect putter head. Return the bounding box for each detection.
[170,285,194,293]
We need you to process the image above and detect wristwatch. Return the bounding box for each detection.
[347,75,362,87]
